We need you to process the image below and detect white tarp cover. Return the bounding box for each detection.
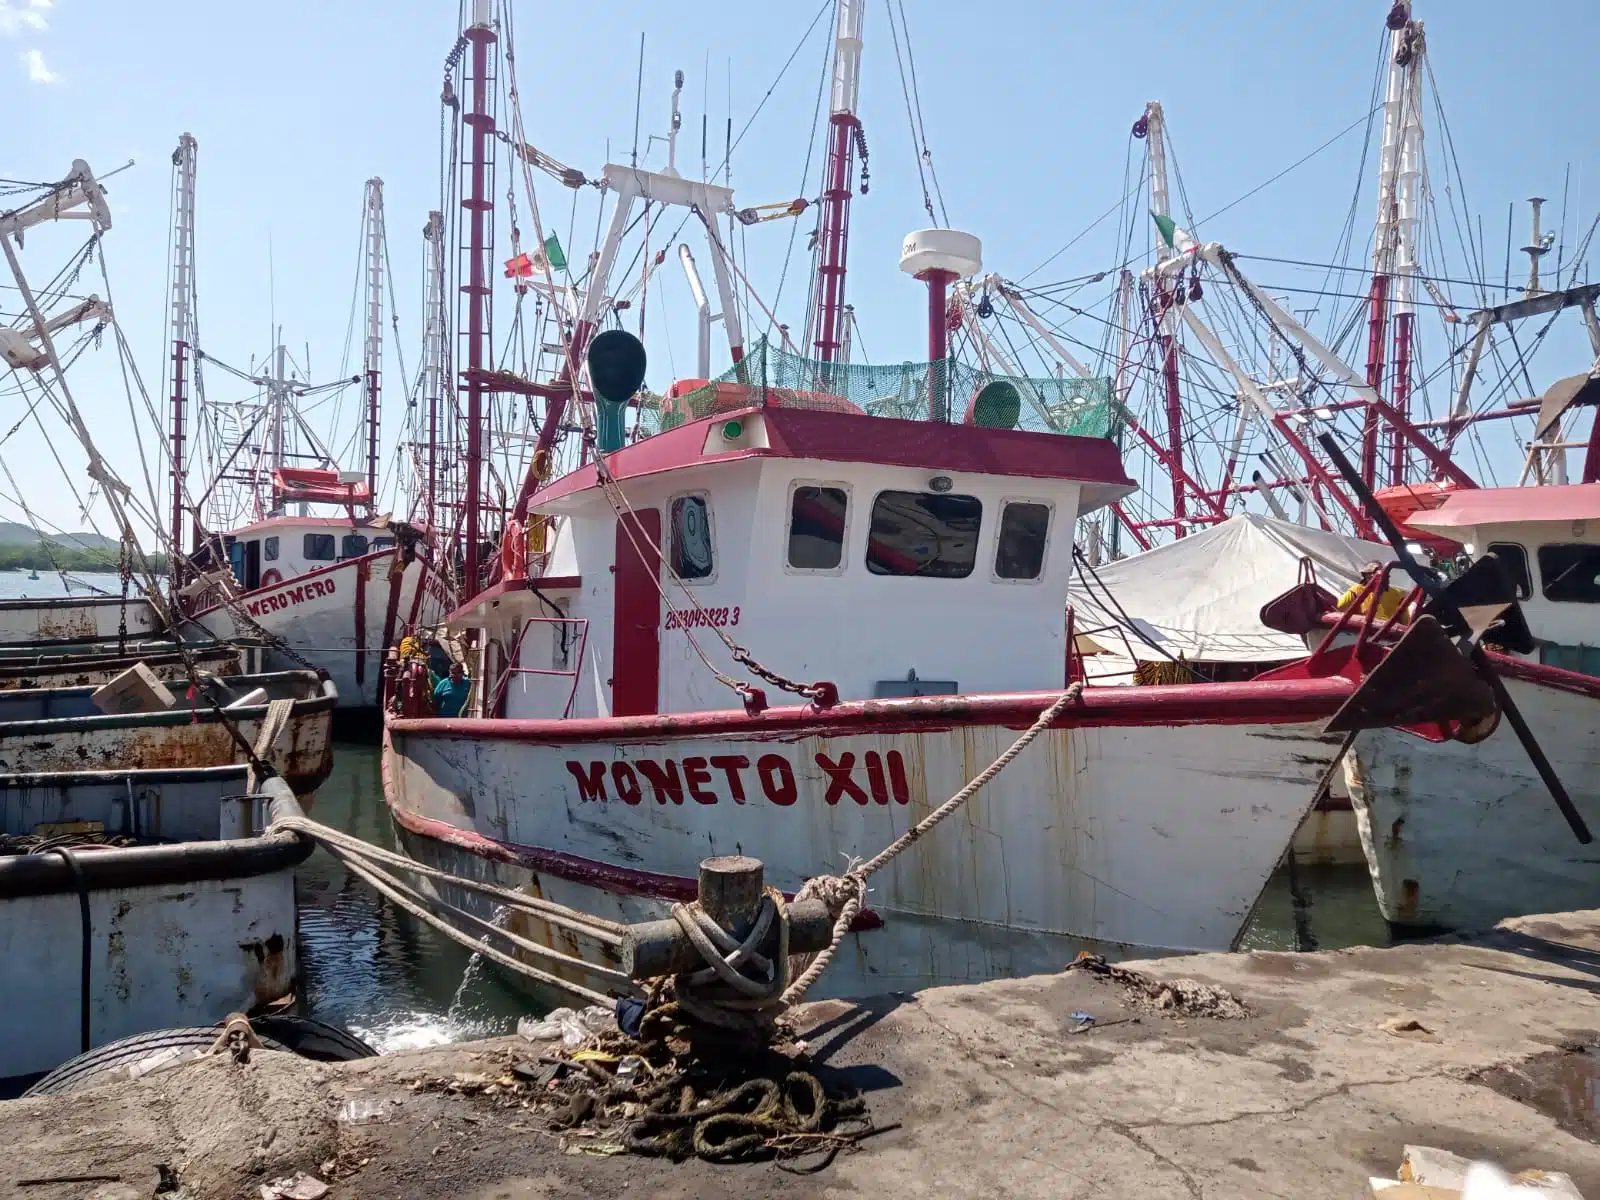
[1073,513,1391,671]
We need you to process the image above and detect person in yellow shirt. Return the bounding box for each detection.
[1337,560,1408,621]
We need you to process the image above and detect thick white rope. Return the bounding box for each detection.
[272,813,625,943]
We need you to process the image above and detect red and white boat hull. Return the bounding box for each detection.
[383,685,1351,999]
[1346,663,1600,931]
[194,550,447,710]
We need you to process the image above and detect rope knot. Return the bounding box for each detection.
[667,889,792,1034]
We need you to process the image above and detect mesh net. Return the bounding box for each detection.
[636,337,1115,440]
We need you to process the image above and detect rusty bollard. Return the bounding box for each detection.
[621,856,835,980]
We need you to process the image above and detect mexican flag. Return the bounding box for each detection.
[503,234,568,279]
[1152,212,1196,254]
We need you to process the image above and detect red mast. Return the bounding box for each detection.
[460,1,496,598]
[810,0,865,366]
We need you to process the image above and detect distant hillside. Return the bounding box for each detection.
[0,522,121,552]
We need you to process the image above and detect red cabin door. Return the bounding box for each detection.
[612,508,662,716]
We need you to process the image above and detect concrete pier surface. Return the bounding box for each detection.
[10,911,1600,1199]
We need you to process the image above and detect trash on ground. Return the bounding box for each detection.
[1383,1017,1441,1043]
[1066,953,1251,1019]
[259,1172,329,1200]
[1368,1144,1585,1199]
[517,1005,618,1046]
[336,1097,390,1125]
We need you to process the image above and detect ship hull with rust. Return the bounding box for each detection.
[0,767,310,1082]
[0,671,337,797]
[1346,664,1600,931]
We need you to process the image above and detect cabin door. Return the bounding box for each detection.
[243,539,262,591]
[612,508,662,716]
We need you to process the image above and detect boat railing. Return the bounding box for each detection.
[493,615,589,719]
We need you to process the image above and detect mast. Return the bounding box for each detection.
[421,210,445,530]
[1368,3,1423,491]
[810,0,865,366]
[362,177,384,503]
[168,133,198,576]
[460,0,497,597]
[270,341,288,479]
[1143,101,1188,537]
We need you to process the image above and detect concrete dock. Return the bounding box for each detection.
[10,911,1600,1199]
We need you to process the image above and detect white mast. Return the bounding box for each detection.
[679,243,713,378]
[1144,102,1173,263]
[168,133,198,564]
[363,177,385,500]
[420,210,446,527]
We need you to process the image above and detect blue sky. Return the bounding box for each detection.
[2,0,1596,540]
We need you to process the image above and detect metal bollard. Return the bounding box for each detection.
[621,855,837,980]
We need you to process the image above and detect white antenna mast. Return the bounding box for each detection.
[363,177,385,501]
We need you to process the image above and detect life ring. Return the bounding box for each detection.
[501,518,527,579]
[260,568,283,587]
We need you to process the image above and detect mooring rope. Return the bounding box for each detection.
[285,681,1084,1021]
[272,813,634,1007]
[776,680,1084,1006]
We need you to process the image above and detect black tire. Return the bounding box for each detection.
[242,1014,377,1062]
[22,1027,290,1098]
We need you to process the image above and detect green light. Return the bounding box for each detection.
[722,420,744,440]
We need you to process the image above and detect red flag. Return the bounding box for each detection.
[503,253,534,279]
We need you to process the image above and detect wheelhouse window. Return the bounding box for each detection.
[304,534,336,561]
[995,501,1051,580]
[264,536,279,562]
[1538,543,1600,603]
[668,493,715,581]
[787,485,849,571]
[1485,542,1531,600]
[372,537,395,552]
[341,534,369,559]
[866,490,982,578]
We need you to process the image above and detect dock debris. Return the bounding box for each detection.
[1369,1144,1584,1199]
[1066,952,1251,1019]
[408,984,884,1167]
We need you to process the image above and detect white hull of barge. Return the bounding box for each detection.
[384,713,1342,998]
[194,550,447,710]
[1,875,296,1080]
[0,768,309,1081]
[0,595,162,645]
[1346,670,1600,930]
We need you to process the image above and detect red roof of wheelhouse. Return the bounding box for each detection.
[530,404,1137,509]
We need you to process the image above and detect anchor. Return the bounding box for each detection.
[1262,435,1590,846]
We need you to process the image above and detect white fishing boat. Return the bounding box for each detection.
[0,637,247,692]
[161,143,448,709]
[0,764,310,1083]
[0,594,162,646]
[384,348,1506,996]
[1322,483,1600,930]
[185,508,447,711]
[372,0,1514,1000]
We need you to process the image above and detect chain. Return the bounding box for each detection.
[117,540,131,656]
